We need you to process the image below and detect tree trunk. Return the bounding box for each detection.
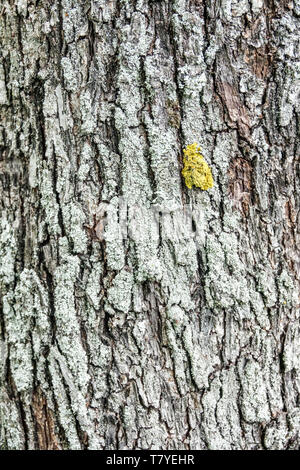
[0,0,299,450]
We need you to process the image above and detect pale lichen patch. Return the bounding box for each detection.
[107,270,134,314]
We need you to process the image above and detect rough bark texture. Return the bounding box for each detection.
[0,0,299,450]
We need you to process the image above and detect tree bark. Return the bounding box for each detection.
[0,0,299,450]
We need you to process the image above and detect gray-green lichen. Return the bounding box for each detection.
[0,0,299,451]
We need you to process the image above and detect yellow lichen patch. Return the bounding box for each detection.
[181,143,214,190]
